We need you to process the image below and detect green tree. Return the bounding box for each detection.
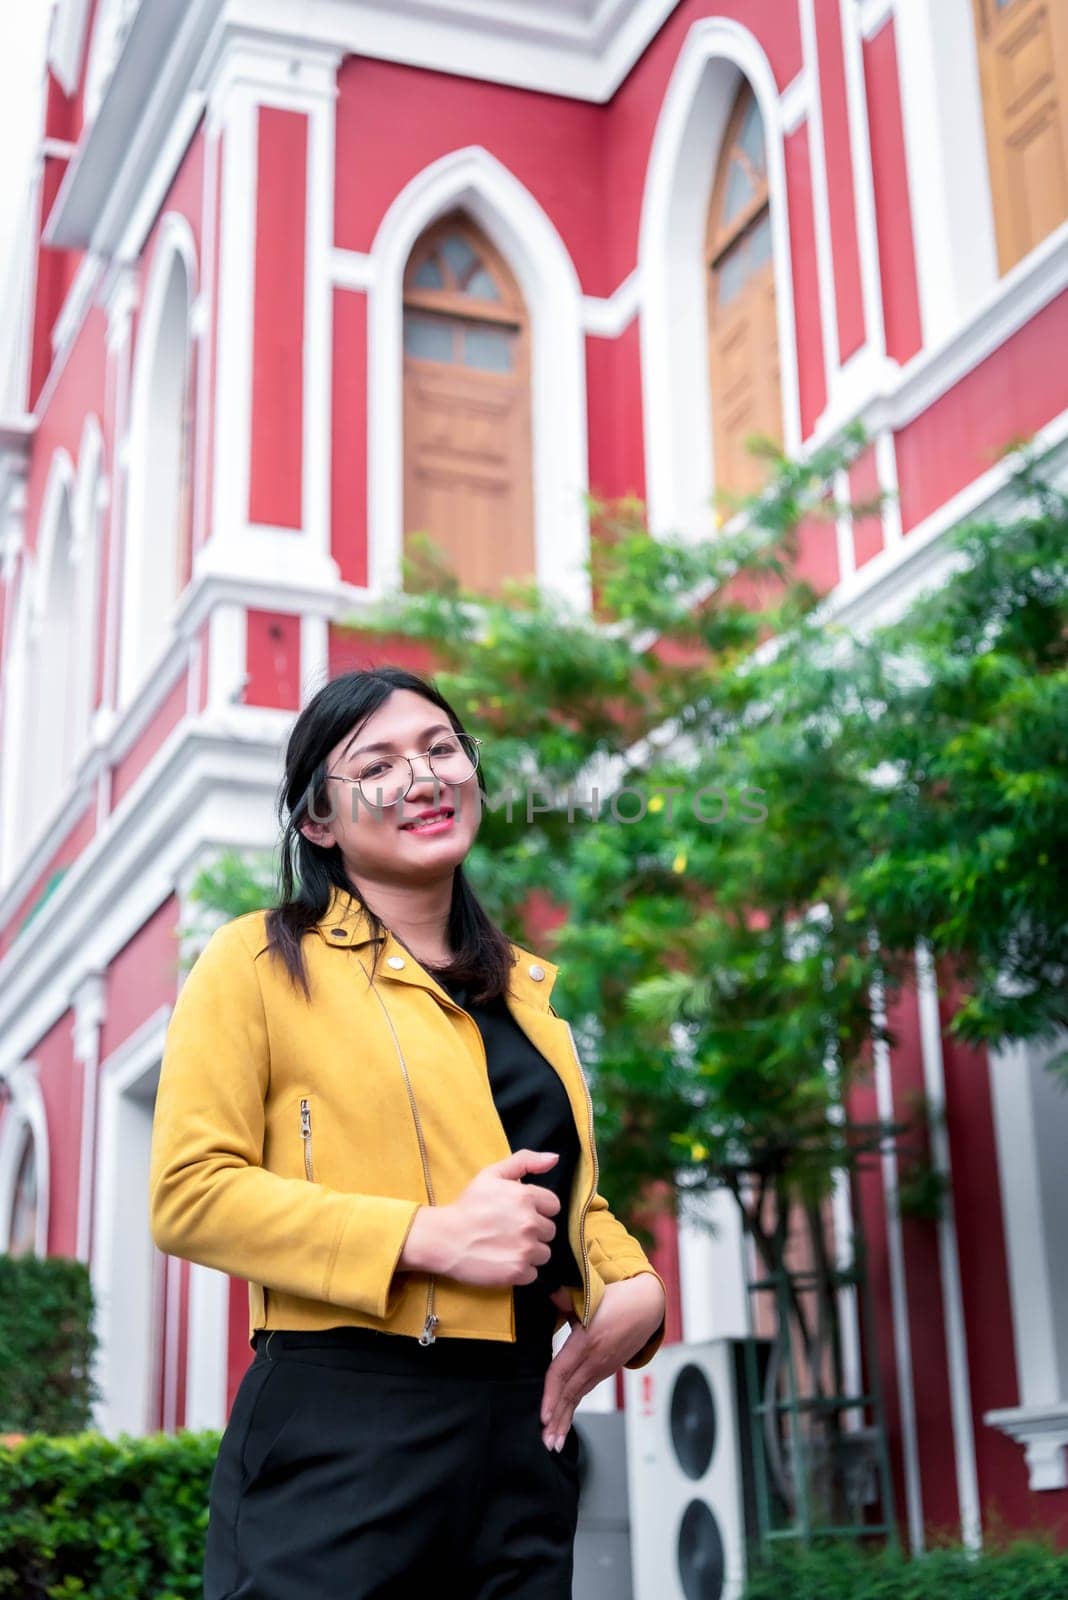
[186,439,1068,1544]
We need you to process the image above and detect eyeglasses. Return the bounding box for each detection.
[327,733,482,808]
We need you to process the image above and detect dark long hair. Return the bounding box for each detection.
[264,666,514,1002]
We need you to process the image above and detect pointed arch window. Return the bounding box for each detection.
[28,481,80,822]
[705,84,783,500]
[9,1129,39,1258]
[120,238,195,706]
[971,0,1068,274]
[402,214,534,594]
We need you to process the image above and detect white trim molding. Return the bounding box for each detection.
[984,1406,1068,1494]
[73,973,106,1265]
[91,1004,171,1438]
[582,270,641,339]
[857,0,895,41]
[366,144,591,611]
[639,16,803,542]
[892,0,998,348]
[48,0,94,96]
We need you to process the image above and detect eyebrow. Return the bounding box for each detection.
[342,722,454,761]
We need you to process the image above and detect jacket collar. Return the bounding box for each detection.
[312,884,559,1012]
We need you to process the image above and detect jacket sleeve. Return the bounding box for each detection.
[148,919,421,1321]
[570,1191,668,1370]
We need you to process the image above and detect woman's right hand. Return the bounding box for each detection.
[400,1149,560,1286]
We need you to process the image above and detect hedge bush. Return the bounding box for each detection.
[740,1537,1068,1599]
[0,1429,219,1599]
[0,1257,99,1436]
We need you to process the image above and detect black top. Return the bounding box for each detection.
[428,967,583,1350]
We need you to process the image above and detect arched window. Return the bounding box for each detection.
[705,83,783,500]
[0,1063,49,1258]
[27,475,80,832]
[120,235,195,706]
[972,0,1068,274]
[9,1128,38,1258]
[402,214,534,594]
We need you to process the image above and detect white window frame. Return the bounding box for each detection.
[359,145,591,614]
[119,213,197,711]
[639,16,803,544]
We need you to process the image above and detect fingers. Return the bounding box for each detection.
[540,1335,590,1450]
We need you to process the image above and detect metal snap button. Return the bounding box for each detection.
[386,955,405,970]
[528,963,545,981]
[331,928,347,939]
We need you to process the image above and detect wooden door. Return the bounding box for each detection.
[403,215,534,595]
[706,84,783,502]
[972,0,1068,273]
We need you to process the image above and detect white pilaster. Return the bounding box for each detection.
[73,973,107,1265]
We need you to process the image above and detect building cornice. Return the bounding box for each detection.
[46,0,682,252]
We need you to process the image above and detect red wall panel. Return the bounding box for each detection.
[936,973,1067,1536]
[888,976,963,1537]
[850,443,884,569]
[784,123,827,437]
[896,291,1068,534]
[863,22,922,365]
[585,318,646,503]
[331,286,369,587]
[109,671,189,812]
[100,896,181,1063]
[249,107,307,530]
[246,609,302,710]
[813,0,866,361]
[0,802,97,961]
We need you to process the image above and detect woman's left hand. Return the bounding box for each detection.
[539,1274,666,1451]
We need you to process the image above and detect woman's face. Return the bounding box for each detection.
[299,689,482,882]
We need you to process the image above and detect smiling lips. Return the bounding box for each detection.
[400,808,455,833]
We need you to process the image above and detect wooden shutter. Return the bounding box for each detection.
[972,0,1068,273]
[403,215,534,595]
[706,83,783,502]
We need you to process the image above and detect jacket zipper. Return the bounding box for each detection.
[559,1016,598,1330]
[365,983,441,1345]
[300,1098,314,1181]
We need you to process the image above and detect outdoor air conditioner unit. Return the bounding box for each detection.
[623,1338,767,1600]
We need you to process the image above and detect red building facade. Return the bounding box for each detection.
[1,0,1067,1553]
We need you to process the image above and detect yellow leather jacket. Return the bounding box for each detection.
[148,887,667,1369]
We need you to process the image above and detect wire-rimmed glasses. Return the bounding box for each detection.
[327,733,482,809]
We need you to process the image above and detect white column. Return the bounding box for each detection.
[73,973,106,1265]
[892,0,998,345]
[97,265,138,733]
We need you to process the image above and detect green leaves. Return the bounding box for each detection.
[0,1429,218,1598]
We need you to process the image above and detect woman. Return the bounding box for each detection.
[149,666,667,1599]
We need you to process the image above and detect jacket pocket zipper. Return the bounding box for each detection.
[366,983,440,1345]
[300,1098,314,1182]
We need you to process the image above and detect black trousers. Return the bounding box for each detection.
[203,1325,580,1599]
